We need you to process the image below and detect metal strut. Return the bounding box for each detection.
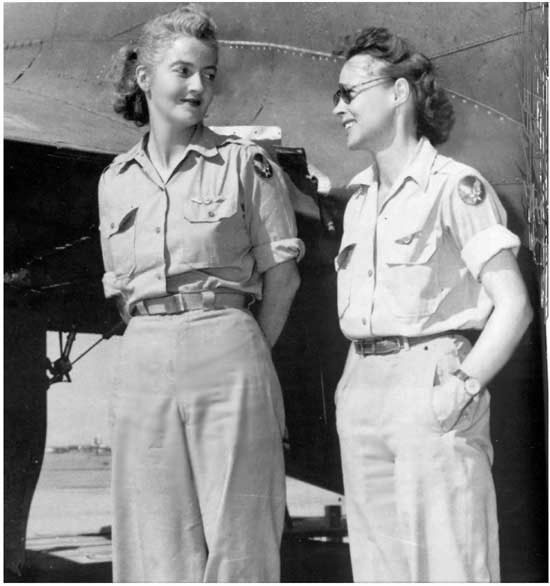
[46,321,125,386]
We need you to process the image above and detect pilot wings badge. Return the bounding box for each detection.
[252,153,273,179]
[457,175,486,205]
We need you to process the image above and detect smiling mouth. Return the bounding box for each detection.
[181,98,202,107]
[343,121,355,130]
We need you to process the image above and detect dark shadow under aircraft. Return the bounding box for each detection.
[4,2,548,581]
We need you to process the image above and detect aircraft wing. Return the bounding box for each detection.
[5,3,528,203]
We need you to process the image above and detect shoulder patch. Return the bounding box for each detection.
[457,175,486,205]
[252,152,273,179]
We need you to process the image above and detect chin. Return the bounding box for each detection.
[346,135,364,151]
[172,113,205,129]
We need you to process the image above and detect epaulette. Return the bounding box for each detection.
[435,156,476,178]
[215,134,257,150]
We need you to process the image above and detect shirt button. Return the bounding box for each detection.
[208,211,215,218]
[367,269,373,277]
[362,318,367,325]
[157,273,162,280]
[110,222,115,229]
[155,226,161,234]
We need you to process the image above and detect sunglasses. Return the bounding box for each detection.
[333,76,392,106]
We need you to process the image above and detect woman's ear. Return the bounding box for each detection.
[393,78,411,107]
[135,65,150,93]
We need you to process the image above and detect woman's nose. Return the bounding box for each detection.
[187,72,204,92]
[332,99,345,116]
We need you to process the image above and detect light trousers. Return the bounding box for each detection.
[111,308,286,582]
[336,335,500,582]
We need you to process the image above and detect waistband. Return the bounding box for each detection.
[353,330,480,356]
[131,291,250,316]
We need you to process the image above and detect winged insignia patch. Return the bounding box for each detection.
[457,175,486,205]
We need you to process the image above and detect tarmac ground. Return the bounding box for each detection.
[18,450,352,582]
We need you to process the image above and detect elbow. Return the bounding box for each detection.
[281,261,301,302]
[288,263,301,296]
[521,295,535,331]
[287,262,302,298]
[511,292,534,338]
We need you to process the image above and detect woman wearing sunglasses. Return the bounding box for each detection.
[98,5,303,581]
[328,27,532,582]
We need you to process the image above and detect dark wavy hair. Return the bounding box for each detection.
[113,4,218,126]
[346,27,454,145]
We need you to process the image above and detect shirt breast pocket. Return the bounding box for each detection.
[384,230,443,318]
[183,195,238,223]
[102,207,138,277]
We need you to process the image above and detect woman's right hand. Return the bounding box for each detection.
[307,161,332,196]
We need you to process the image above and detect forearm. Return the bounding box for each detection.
[459,250,534,387]
[460,299,533,387]
[318,183,357,203]
[256,261,300,347]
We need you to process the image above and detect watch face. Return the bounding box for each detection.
[465,377,481,396]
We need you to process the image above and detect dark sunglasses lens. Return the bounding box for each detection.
[333,87,350,106]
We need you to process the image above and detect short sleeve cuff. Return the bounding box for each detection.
[253,237,305,273]
[461,224,521,280]
[103,272,122,298]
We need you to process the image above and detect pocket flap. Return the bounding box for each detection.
[102,207,138,237]
[334,243,356,271]
[386,231,437,265]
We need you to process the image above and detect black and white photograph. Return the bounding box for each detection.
[4,2,548,582]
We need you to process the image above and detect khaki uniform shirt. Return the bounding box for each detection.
[99,125,304,314]
[336,137,520,340]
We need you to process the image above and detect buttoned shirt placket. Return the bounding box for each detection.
[353,171,411,337]
[347,184,378,337]
[131,149,171,298]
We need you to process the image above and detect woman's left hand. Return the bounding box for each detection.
[432,375,471,430]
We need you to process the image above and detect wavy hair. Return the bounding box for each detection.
[112,4,218,126]
[346,27,454,145]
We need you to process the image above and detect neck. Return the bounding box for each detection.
[147,118,198,171]
[372,133,420,191]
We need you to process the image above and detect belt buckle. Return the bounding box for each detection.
[201,291,216,310]
[376,338,399,354]
[355,339,375,356]
[172,294,186,313]
[354,337,407,356]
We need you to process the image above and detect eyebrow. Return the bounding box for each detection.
[169,60,217,71]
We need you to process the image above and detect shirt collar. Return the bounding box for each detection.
[350,136,438,196]
[113,124,227,174]
[401,136,438,192]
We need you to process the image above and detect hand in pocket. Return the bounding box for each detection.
[432,375,471,431]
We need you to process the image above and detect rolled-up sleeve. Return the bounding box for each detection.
[241,147,305,273]
[461,224,520,280]
[442,171,520,280]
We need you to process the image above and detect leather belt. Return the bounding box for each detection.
[353,330,480,356]
[131,291,250,316]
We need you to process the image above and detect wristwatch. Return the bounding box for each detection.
[452,369,482,397]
